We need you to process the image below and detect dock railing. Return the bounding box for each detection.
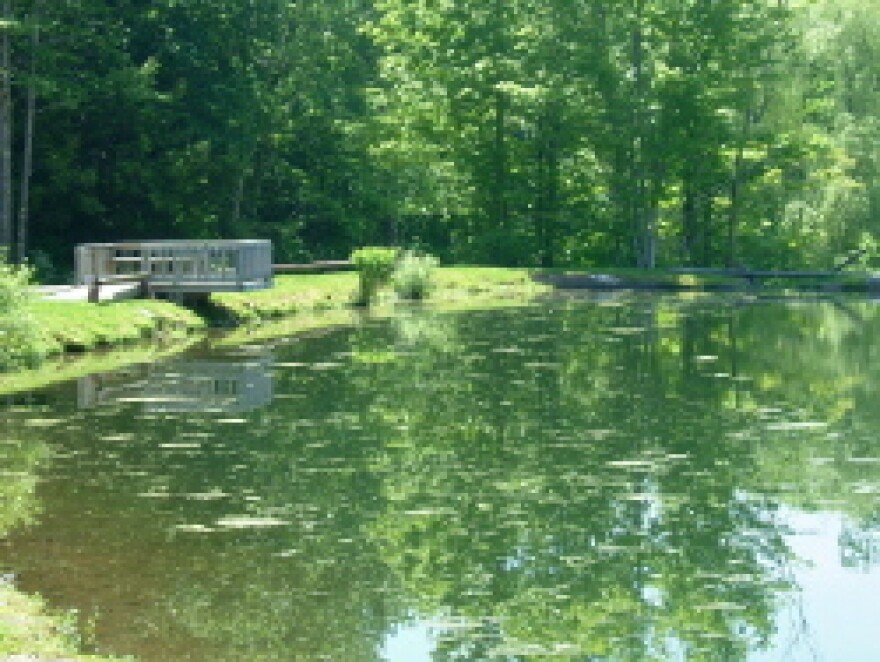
[75,240,273,296]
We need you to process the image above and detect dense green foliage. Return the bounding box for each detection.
[391,250,438,300]
[0,0,877,272]
[0,255,43,368]
[350,246,399,304]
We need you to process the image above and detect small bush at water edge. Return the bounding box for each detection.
[0,256,45,371]
[392,251,438,300]
[350,246,399,305]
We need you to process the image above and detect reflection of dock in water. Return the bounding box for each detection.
[78,359,273,414]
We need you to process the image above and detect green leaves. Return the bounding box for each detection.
[2,0,878,274]
[0,255,44,370]
[351,246,400,305]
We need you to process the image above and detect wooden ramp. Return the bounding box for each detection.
[34,282,144,302]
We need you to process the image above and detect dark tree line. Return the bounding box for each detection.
[0,0,877,274]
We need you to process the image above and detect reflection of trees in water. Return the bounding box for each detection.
[3,299,880,660]
[360,303,800,660]
[363,300,880,659]
[840,514,880,570]
[0,433,48,539]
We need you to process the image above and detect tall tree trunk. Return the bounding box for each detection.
[728,150,740,267]
[702,192,712,266]
[229,167,246,238]
[631,0,655,268]
[493,89,507,232]
[727,110,750,267]
[0,0,12,258]
[544,128,559,268]
[682,177,697,265]
[490,0,507,259]
[17,0,39,264]
[536,108,560,268]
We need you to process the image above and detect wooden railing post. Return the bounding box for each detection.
[88,248,100,303]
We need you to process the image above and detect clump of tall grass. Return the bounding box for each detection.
[350,246,399,306]
[0,256,45,371]
[392,251,438,301]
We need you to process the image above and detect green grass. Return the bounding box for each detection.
[211,268,550,323]
[433,267,548,297]
[212,272,360,322]
[0,299,205,393]
[208,265,879,331]
[30,299,204,354]
[0,584,130,661]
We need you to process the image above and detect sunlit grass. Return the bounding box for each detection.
[212,272,360,322]
[30,300,204,354]
[212,267,549,323]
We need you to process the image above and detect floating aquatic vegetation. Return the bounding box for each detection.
[215,516,290,529]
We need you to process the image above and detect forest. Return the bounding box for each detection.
[0,0,877,274]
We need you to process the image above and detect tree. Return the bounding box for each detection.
[0,0,12,257]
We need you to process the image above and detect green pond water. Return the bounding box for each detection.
[2,295,880,661]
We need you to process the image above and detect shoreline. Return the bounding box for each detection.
[4,266,878,397]
[1,268,547,396]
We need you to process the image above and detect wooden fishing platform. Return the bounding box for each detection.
[75,240,273,301]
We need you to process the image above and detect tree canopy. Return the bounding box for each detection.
[0,0,876,272]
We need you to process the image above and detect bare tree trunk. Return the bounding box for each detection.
[493,90,507,229]
[229,166,246,238]
[535,107,560,268]
[544,120,559,268]
[631,6,643,266]
[17,0,39,264]
[728,150,740,267]
[727,109,750,267]
[0,0,13,258]
[490,0,507,258]
[702,192,712,266]
[631,0,656,268]
[682,177,696,265]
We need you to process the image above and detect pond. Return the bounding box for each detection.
[2,294,880,661]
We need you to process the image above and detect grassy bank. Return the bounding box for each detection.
[211,267,550,323]
[31,299,204,355]
[211,266,879,326]
[1,268,546,393]
[0,300,204,396]
[0,583,128,661]
[5,266,877,394]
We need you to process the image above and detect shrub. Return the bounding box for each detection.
[350,246,399,306]
[27,249,64,284]
[392,251,438,300]
[0,256,45,371]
